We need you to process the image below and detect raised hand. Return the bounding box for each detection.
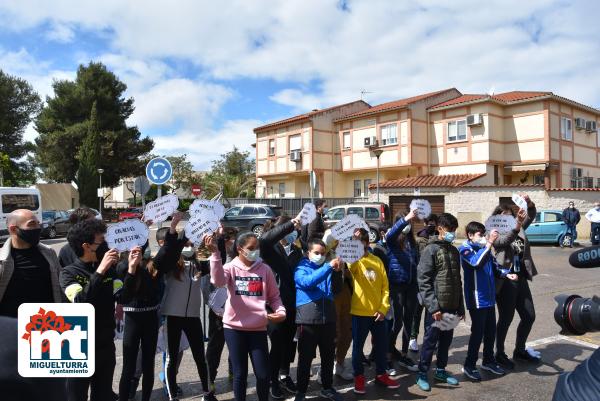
[204,234,218,254]
[406,208,418,221]
[128,246,142,273]
[98,249,119,275]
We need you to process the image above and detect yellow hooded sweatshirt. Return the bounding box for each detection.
[349,252,390,317]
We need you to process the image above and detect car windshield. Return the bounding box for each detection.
[42,211,54,220]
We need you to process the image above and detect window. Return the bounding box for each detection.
[225,207,242,217]
[258,207,269,215]
[597,129,600,148]
[1,194,39,213]
[363,179,372,197]
[347,207,364,218]
[447,120,467,142]
[343,132,351,149]
[561,117,572,140]
[544,213,562,223]
[269,139,275,155]
[584,177,594,188]
[494,165,499,185]
[380,124,398,146]
[240,206,259,216]
[289,134,301,151]
[534,212,542,223]
[533,174,545,185]
[353,180,361,197]
[365,207,380,220]
[327,207,345,220]
[278,182,285,198]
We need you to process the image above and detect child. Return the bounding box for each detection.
[459,223,518,382]
[416,213,464,392]
[209,232,286,401]
[349,228,399,394]
[294,238,344,401]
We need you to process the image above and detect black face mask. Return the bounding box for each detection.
[94,241,110,262]
[16,228,41,247]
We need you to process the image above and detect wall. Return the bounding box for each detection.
[36,183,79,210]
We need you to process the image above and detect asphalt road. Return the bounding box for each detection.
[42,236,600,401]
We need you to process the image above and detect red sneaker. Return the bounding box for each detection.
[354,374,366,394]
[376,373,400,389]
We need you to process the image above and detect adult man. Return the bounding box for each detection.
[585,202,600,245]
[0,209,63,317]
[561,202,580,247]
[301,199,328,251]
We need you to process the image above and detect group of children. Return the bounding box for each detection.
[59,194,540,401]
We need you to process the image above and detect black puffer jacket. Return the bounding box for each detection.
[417,238,464,316]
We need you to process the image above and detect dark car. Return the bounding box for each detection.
[324,202,392,243]
[220,204,282,237]
[41,210,71,239]
[118,207,143,221]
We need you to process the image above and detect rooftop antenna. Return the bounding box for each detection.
[360,89,373,100]
[487,86,496,96]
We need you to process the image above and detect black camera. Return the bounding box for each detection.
[554,294,600,335]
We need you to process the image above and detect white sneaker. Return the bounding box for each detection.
[335,362,353,381]
[409,339,419,352]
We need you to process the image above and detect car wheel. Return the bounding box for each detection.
[252,225,264,238]
[368,228,379,243]
[48,227,57,239]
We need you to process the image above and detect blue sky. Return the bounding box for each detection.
[1,0,599,170]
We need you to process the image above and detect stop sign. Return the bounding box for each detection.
[192,184,202,196]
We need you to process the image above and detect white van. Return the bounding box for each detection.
[0,187,42,243]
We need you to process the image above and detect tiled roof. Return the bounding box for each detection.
[429,91,551,110]
[549,188,600,191]
[253,100,369,132]
[370,173,486,189]
[336,88,459,121]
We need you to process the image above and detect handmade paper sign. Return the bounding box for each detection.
[185,209,221,246]
[143,194,179,223]
[485,215,517,234]
[336,239,365,264]
[299,203,317,226]
[432,313,460,331]
[512,194,528,211]
[189,199,226,219]
[106,219,150,252]
[331,214,369,240]
[410,199,432,220]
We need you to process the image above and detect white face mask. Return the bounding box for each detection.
[309,253,326,266]
[478,237,488,246]
[243,249,260,262]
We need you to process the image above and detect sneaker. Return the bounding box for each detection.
[416,373,431,392]
[203,392,218,401]
[320,388,343,401]
[354,375,366,394]
[514,349,541,363]
[270,382,284,399]
[375,373,400,389]
[481,362,506,376]
[397,355,419,372]
[279,376,297,394]
[409,338,419,352]
[294,392,306,401]
[462,366,482,382]
[386,361,397,377]
[129,377,140,400]
[495,352,515,370]
[335,362,354,381]
[434,368,459,386]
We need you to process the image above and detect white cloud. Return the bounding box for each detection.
[45,22,74,43]
[270,89,323,113]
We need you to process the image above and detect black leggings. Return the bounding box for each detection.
[496,276,536,354]
[224,328,270,401]
[164,315,209,399]
[206,309,230,385]
[268,311,297,382]
[389,282,418,354]
[297,323,335,393]
[118,311,159,401]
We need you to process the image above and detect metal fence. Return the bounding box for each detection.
[221,197,371,216]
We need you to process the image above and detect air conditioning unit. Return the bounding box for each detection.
[466,113,483,126]
[290,150,302,162]
[363,136,378,147]
[586,120,597,132]
[575,118,586,130]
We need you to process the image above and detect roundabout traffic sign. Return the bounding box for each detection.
[146,157,173,185]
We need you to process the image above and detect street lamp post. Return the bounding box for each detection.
[98,168,104,213]
[370,148,384,202]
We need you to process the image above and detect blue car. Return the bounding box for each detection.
[525,210,570,245]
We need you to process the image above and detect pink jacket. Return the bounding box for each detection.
[210,253,286,331]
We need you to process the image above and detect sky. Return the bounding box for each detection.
[1,0,599,170]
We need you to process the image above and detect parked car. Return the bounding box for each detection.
[525,210,568,245]
[41,210,71,239]
[67,208,103,221]
[324,202,391,243]
[118,207,143,221]
[220,204,282,237]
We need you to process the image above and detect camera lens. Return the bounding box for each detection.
[554,294,600,335]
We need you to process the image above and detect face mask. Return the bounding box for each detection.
[444,232,455,243]
[16,227,41,247]
[284,231,298,245]
[182,246,195,259]
[402,224,412,235]
[95,241,109,262]
[244,249,260,262]
[477,237,488,246]
[309,253,326,265]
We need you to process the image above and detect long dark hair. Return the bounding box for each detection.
[393,211,416,252]
[263,215,291,233]
[492,204,516,217]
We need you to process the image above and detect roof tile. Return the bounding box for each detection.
[370,173,486,189]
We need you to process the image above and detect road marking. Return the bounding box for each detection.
[526,334,599,349]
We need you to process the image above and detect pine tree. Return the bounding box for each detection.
[77,102,102,207]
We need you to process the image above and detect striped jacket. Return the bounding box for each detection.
[459,241,509,310]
